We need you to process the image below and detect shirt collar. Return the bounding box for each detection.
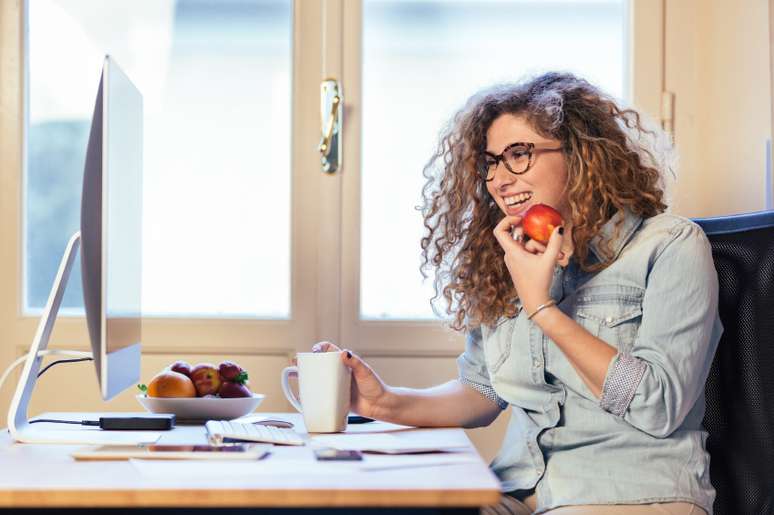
[587,208,644,263]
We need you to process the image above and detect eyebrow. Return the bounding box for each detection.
[486,141,557,154]
[485,141,529,155]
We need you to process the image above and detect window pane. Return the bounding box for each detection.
[360,0,627,320]
[27,0,292,317]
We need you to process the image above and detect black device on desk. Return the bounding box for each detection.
[99,414,175,431]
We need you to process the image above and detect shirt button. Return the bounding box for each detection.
[605,316,613,324]
[533,360,541,368]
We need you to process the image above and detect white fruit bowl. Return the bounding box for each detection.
[136,394,264,420]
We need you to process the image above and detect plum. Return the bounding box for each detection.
[170,360,192,377]
[219,381,252,398]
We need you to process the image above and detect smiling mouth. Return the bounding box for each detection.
[504,192,533,208]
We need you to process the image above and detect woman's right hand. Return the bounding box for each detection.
[311,341,392,421]
[520,232,570,267]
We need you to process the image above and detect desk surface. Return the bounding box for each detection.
[0,412,501,509]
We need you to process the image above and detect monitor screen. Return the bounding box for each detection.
[81,55,142,400]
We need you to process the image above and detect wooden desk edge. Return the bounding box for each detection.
[0,488,502,508]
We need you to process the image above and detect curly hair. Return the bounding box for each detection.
[420,72,672,332]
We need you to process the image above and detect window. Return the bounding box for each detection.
[8,0,660,357]
[359,0,628,320]
[26,0,292,317]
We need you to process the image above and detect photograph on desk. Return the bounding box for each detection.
[2,1,774,515]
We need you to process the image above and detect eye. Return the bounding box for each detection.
[482,155,498,167]
[506,146,530,159]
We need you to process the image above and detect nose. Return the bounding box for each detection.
[490,163,517,192]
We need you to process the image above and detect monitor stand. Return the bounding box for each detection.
[6,232,158,445]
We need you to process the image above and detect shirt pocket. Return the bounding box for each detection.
[483,316,516,375]
[574,285,645,353]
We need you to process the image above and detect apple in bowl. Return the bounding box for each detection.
[189,363,222,396]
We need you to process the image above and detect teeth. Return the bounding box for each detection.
[505,192,532,206]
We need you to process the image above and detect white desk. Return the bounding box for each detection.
[0,412,501,513]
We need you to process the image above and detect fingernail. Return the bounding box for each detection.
[558,227,564,235]
[346,351,352,359]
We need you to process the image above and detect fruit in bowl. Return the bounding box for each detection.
[219,381,252,398]
[170,360,192,377]
[137,359,261,419]
[218,360,242,381]
[139,359,253,399]
[190,363,222,396]
[145,370,196,398]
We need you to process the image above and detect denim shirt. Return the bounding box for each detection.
[457,208,723,515]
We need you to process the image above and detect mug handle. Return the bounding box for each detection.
[281,366,303,413]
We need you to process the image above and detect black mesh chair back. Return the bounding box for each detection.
[693,210,774,515]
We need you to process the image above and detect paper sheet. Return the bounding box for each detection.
[129,453,478,479]
[310,433,469,454]
[341,420,413,433]
[233,416,412,434]
[359,453,479,471]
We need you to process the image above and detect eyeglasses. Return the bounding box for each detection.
[476,142,563,182]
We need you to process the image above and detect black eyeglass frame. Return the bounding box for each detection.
[477,142,564,182]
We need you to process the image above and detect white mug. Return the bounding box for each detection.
[281,351,351,433]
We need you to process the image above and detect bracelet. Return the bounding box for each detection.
[527,299,557,320]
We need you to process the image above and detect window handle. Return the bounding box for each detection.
[318,78,342,174]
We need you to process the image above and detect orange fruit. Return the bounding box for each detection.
[147,370,196,398]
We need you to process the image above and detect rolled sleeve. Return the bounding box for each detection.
[457,327,509,410]
[600,354,647,416]
[599,222,722,437]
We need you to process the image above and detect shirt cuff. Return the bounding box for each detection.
[460,376,509,410]
[599,353,647,416]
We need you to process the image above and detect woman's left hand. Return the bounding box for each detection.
[493,215,565,313]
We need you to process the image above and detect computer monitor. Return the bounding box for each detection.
[7,55,145,443]
[81,55,143,400]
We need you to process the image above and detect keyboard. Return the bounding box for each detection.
[205,420,305,446]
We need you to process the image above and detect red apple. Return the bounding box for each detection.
[169,360,192,377]
[522,203,564,245]
[189,363,222,396]
[219,381,252,398]
[218,360,243,382]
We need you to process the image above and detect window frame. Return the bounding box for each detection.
[0,1,329,410]
[0,0,664,414]
[337,0,664,356]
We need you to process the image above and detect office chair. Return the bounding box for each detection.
[693,210,774,515]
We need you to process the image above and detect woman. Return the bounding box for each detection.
[314,72,722,515]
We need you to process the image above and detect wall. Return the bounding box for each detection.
[666,0,772,217]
